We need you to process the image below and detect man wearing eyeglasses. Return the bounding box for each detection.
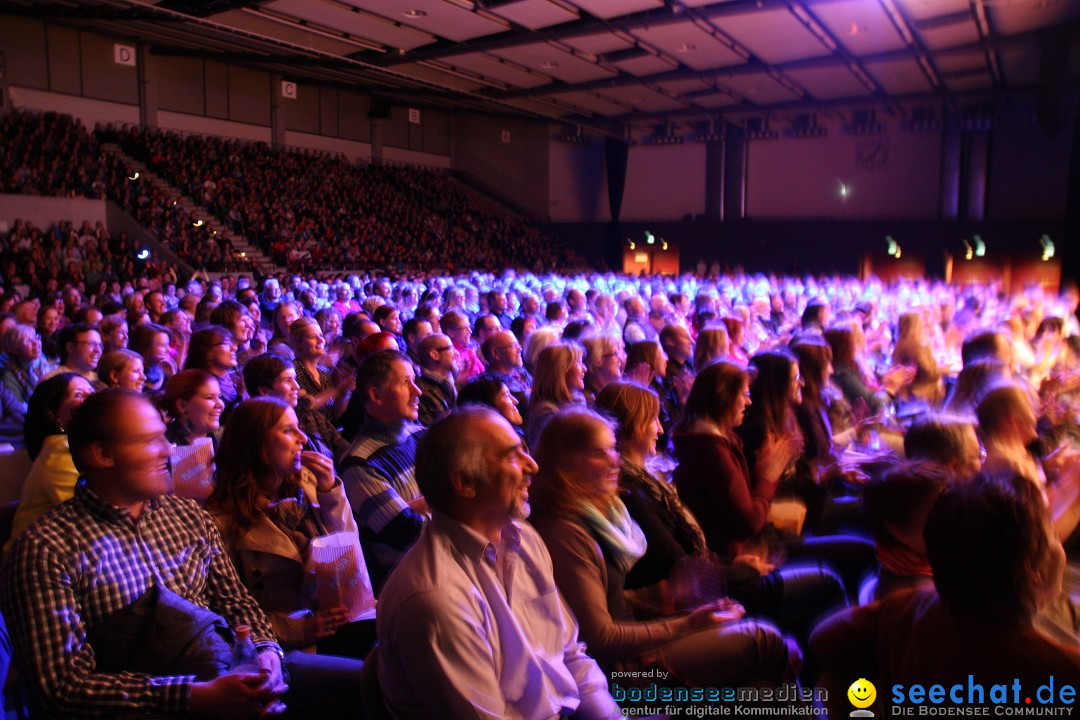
[43,322,102,383]
[415,333,458,428]
[476,330,532,421]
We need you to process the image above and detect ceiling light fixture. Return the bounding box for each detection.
[540,61,559,69]
[676,43,696,53]
[404,9,427,18]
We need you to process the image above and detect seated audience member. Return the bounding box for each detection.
[526,341,587,450]
[977,382,1080,541]
[475,329,532,415]
[861,461,950,601]
[208,398,373,663]
[1,389,300,718]
[289,317,353,422]
[812,473,1080,715]
[692,325,730,373]
[892,311,944,406]
[625,339,677,439]
[0,324,52,406]
[377,406,620,719]
[129,322,175,394]
[3,373,94,553]
[522,325,560,376]
[340,350,427,592]
[162,369,224,449]
[186,326,245,419]
[44,322,102,383]
[210,300,258,365]
[415,333,458,427]
[531,408,793,686]
[824,324,912,417]
[440,309,483,384]
[903,414,984,481]
[96,349,146,391]
[268,300,301,358]
[457,377,525,445]
[244,353,346,460]
[942,357,1009,416]
[401,316,433,372]
[99,313,129,354]
[581,333,625,402]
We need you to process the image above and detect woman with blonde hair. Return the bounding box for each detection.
[892,311,943,405]
[693,325,730,373]
[530,407,792,686]
[581,333,624,401]
[522,325,560,375]
[526,340,586,449]
[96,349,146,391]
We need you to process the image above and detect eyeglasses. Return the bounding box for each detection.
[74,341,103,350]
[435,346,453,353]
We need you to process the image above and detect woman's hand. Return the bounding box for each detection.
[756,431,801,484]
[300,451,337,494]
[683,598,746,632]
[881,365,916,396]
[306,606,351,642]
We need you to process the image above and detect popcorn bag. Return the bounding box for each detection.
[170,437,215,504]
[305,532,376,621]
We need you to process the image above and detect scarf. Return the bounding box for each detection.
[263,485,323,557]
[620,458,708,558]
[580,499,647,574]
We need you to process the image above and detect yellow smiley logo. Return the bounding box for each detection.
[848,678,877,709]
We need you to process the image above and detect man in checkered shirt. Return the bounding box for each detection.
[1,389,289,719]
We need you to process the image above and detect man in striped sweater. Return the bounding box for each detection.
[340,350,428,593]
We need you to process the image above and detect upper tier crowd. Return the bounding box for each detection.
[1,109,575,276]
[0,261,1078,718]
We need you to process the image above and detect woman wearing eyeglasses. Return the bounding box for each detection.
[186,325,246,421]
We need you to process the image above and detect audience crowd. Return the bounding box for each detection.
[2,109,1080,719]
[0,256,1076,716]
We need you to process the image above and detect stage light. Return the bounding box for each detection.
[962,239,973,260]
[1040,235,1055,261]
[645,231,655,245]
[137,249,149,260]
[193,219,204,227]
[129,172,139,181]
[973,235,985,257]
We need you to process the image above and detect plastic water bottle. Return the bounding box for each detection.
[230,625,261,674]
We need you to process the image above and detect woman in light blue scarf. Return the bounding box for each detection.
[530,407,796,687]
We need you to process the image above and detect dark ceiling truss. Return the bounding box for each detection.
[1,0,1077,133]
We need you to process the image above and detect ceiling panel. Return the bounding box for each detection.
[916,19,980,51]
[594,85,689,112]
[630,21,746,71]
[566,0,663,19]
[488,0,580,30]
[653,77,714,95]
[216,8,396,53]
[690,91,744,108]
[714,7,831,64]
[934,48,986,75]
[784,65,875,99]
[342,0,509,42]
[610,53,678,76]
[502,97,574,116]
[394,62,492,91]
[561,31,635,55]
[548,90,630,115]
[894,0,970,22]
[714,71,803,104]
[441,52,554,88]
[863,56,934,94]
[945,71,993,92]
[997,46,1041,88]
[810,0,907,56]
[987,1,1080,34]
[489,42,617,83]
